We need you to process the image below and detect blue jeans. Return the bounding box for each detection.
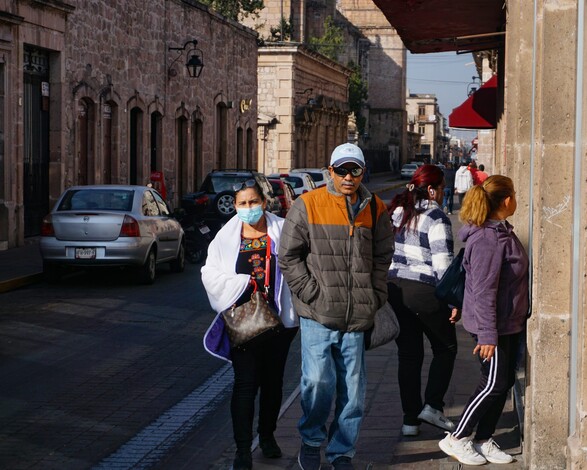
[298,317,366,463]
[443,187,454,213]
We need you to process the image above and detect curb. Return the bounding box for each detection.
[0,272,43,293]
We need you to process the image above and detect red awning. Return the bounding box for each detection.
[370,0,506,54]
[449,75,497,129]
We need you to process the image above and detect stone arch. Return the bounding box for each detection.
[241,118,255,170]
[98,86,122,184]
[147,97,165,175]
[73,80,99,101]
[214,93,229,169]
[191,107,204,187]
[126,93,146,185]
[75,97,96,185]
[73,82,100,185]
[147,96,165,117]
[175,103,190,198]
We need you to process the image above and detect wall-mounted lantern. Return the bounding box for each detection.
[168,39,204,79]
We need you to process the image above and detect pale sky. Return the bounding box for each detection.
[407,51,478,141]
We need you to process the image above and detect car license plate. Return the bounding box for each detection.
[75,247,96,259]
[199,225,211,235]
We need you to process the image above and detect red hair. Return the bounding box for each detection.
[389,164,445,232]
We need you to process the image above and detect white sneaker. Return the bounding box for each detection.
[401,424,420,436]
[439,433,487,466]
[474,438,514,464]
[417,404,456,431]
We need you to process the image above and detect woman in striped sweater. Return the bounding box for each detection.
[387,164,460,437]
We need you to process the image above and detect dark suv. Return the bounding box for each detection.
[197,169,281,219]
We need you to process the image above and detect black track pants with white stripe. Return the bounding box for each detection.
[453,332,522,441]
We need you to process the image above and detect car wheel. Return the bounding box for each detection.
[214,191,236,218]
[138,249,156,285]
[187,247,206,264]
[43,261,64,284]
[170,242,185,273]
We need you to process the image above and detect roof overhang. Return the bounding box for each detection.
[449,75,497,129]
[371,0,506,54]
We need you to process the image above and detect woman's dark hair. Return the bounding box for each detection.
[389,164,444,232]
[234,179,266,201]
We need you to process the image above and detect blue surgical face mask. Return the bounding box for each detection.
[236,204,264,225]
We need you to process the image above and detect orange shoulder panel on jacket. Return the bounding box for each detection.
[300,189,386,229]
[355,195,388,230]
[355,205,373,230]
[301,187,350,226]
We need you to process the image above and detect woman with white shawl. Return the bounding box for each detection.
[202,179,298,470]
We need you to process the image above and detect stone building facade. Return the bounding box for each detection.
[336,0,407,173]
[0,0,258,249]
[245,0,407,172]
[499,1,587,467]
[257,44,350,173]
[406,93,442,162]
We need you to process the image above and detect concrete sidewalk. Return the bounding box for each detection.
[247,323,523,469]
[0,237,43,293]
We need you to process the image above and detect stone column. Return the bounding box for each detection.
[504,1,585,468]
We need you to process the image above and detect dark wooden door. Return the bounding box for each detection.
[23,50,50,237]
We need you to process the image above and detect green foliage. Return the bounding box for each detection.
[348,62,368,135]
[201,0,264,21]
[269,17,292,41]
[308,16,344,61]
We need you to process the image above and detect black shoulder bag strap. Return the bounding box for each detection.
[370,196,377,239]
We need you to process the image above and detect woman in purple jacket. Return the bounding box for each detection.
[438,175,529,466]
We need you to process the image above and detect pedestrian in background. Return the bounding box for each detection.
[476,164,489,184]
[442,162,456,214]
[454,162,474,207]
[202,180,299,470]
[387,164,460,437]
[468,161,479,185]
[278,143,394,470]
[439,175,528,466]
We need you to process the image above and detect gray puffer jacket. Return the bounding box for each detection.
[278,180,394,332]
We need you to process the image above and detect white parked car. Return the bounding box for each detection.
[291,168,330,188]
[401,163,420,179]
[40,185,185,284]
[268,172,317,198]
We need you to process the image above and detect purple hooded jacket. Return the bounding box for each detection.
[459,220,529,345]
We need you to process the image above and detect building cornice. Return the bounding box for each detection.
[32,0,76,14]
[259,42,352,77]
[0,11,24,25]
[180,0,258,40]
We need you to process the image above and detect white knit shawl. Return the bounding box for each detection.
[200,212,297,327]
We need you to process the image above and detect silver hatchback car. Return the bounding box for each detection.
[40,185,185,284]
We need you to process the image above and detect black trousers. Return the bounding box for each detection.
[388,279,458,426]
[230,326,298,451]
[453,332,522,440]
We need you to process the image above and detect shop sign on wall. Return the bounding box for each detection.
[239,99,252,113]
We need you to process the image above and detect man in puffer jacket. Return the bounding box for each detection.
[278,143,394,470]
